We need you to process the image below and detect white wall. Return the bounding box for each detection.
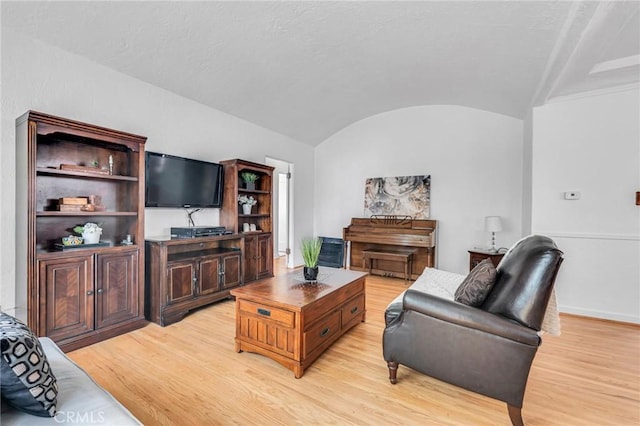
[314,105,524,274]
[0,30,314,316]
[533,86,640,323]
[521,110,533,235]
[2,30,637,325]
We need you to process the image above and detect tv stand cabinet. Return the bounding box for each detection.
[145,235,243,326]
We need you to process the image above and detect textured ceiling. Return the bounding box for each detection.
[3,1,639,145]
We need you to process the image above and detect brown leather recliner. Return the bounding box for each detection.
[383,235,564,426]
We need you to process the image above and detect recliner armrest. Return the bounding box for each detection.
[402,289,540,346]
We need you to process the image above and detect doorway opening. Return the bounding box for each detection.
[266,157,293,268]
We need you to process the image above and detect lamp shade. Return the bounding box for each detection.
[484,216,503,233]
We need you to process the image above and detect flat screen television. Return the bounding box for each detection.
[145,151,224,208]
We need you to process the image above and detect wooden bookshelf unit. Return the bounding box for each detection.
[220,159,275,283]
[15,111,147,351]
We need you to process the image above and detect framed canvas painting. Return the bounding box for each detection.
[363,175,430,219]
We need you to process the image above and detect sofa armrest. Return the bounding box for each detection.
[402,289,541,346]
[1,338,141,425]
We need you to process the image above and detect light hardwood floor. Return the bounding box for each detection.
[69,260,639,425]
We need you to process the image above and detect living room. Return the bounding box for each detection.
[1,1,639,425]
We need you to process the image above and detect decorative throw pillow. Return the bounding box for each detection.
[0,312,58,417]
[454,258,497,306]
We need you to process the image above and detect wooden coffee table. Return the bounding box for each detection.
[230,267,367,378]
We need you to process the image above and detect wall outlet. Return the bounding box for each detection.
[564,191,581,200]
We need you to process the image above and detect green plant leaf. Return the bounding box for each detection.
[241,172,259,183]
[301,237,322,267]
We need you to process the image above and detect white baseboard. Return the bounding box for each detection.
[559,304,640,325]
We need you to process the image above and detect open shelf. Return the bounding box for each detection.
[238,188,270,195]
[37,167,138,181]
[37,211,138,217]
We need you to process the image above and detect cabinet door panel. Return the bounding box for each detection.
[244,236,258,282]
[199,257,221,295]
[257,234,273,280]
[167,261,196,303]
[221,254,241,289]
[96,250,139,328]
[40,255,94,341]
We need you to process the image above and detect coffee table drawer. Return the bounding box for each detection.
[303,310,341,357]
[339,277,365,302]
[341,294,365,327]
[238,300,295,327]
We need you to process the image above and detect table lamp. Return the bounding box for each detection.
[484,216,503,253]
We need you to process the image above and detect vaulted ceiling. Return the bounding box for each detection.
[3,1,639,145]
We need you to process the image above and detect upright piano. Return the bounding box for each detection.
[343,216,437,281]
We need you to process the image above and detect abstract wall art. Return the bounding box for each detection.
[363,175,431,219]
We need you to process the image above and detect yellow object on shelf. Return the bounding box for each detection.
[59,197,88,205]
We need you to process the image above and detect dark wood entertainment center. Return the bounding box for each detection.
[144,159,275,326]
[16,110,277,338]
[145,235,243,326]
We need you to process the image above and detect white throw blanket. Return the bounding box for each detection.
[389,267,561,336]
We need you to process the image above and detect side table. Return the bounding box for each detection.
[468,249,505,271]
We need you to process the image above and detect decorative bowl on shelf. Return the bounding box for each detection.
[62,235,83,246]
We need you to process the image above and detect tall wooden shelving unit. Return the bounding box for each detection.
[219,159,274,283]
[15,111,147,352]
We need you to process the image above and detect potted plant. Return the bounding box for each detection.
[301,237,322,281]
[238,195,257,214]
[240,172,259,190]
[73,222,102,245]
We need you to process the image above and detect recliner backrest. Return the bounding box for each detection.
[481,235,564,330]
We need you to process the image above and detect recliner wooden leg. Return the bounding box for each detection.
[507,404,524,426]
[387,361,398,384]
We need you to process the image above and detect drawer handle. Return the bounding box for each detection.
[350,306,358,314]
[320,327,330,337]
[257,308,271,317]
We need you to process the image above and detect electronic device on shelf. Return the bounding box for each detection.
[170,226,230,239]
[145,151,224,208]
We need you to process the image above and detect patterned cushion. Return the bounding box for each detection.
[454,258,497,306]
[0,312,58,417]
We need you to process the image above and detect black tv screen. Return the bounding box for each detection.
[145,151,224,208]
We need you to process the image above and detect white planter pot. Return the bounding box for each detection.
[242,204,252,215]
[83,231,101,244]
